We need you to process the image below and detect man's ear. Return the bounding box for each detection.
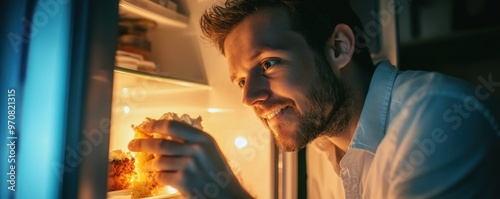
[324,24,355,75]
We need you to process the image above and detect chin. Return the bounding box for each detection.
[276,140,308,152]
[274,132,309,152]
[277,144,303,152]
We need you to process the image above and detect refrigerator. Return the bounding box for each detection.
[1,0,278,198]
[0,0,396,199]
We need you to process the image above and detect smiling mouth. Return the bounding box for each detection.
[264,107,286,120]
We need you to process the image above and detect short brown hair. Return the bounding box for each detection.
[200,0,373,67]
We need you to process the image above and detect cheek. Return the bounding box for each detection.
[287,66,319,96]
[270,62,319,99]
[269,73,317,113]
[270,71,312,98]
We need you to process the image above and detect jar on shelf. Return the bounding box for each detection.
[116,17,158,73]
[118,18,157,59]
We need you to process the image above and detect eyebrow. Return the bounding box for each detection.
[230,74,238,84]
[250,46,272,61]
[251,41,290,60]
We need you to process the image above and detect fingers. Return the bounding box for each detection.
[143,119,213,143]
[155,171,194,194]
[147,162,191,193]
[156,171,182,188]
[128,138,194,156]
[146,156,192,172]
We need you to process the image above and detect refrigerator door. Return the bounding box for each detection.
[1,0,118,198]
[0,1,30,198]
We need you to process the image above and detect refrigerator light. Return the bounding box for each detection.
[123,106,131,113]
[235,136,249,149]
[207,108,221,113]
[165,186,178,194]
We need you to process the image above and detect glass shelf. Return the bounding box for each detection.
[114,66,210,89]
[110,66,212,151]
[119,0,188,28]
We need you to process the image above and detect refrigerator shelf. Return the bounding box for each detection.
[107,189,182,199]
[114,66,210,89]
[119,0,188,28]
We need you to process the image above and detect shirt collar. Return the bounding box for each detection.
[349,61,398,154]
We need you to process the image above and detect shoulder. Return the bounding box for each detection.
[390,69,500,134]
[380,70,500,198]
[393,70,475,102]
[383,95,500,198]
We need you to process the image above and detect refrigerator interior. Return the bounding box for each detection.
[109,0,274,198]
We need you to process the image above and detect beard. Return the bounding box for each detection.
[255,54,352,152]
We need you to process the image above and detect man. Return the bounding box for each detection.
[128,0,500,198]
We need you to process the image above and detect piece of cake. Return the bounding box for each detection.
[107,150,136,191]
[130,112,203,199]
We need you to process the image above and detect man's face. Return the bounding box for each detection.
[224,7,351,151]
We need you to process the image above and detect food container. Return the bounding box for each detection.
[119,18,157,36]
[118,34,152,60]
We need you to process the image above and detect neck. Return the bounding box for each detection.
[327,62,373,155]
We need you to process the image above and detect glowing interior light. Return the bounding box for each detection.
[234,136,248,149]
[123,106,130,114]
[166,186,178,194]
[208,108,221,113]
[122,87,129,93]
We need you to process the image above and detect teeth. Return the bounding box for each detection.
[266,108,284,120]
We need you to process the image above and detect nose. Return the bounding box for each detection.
[242,75,269,107]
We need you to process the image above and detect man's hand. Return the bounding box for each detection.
[127,119,253,199]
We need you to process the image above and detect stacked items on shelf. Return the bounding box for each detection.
[116,17,157,74]
[149,0,178,12]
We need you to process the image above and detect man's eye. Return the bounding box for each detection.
[237,79,246,88]
[261,59,279,71]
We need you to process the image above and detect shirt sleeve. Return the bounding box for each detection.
[387,93,500,199]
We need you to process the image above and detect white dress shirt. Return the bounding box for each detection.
[307,61,500,199]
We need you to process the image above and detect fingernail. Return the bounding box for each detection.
[128,140,137,150]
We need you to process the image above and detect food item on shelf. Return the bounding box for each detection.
[118,34,152,60]
[116,17,158,74]
[149,0,178,12]
[115,50,157,73]
[137,60,157,74]
[116,50,144,61]
[119,18,157,37]
[130,112,203,198]
[107,150,136,191]
[115,50,142,70]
